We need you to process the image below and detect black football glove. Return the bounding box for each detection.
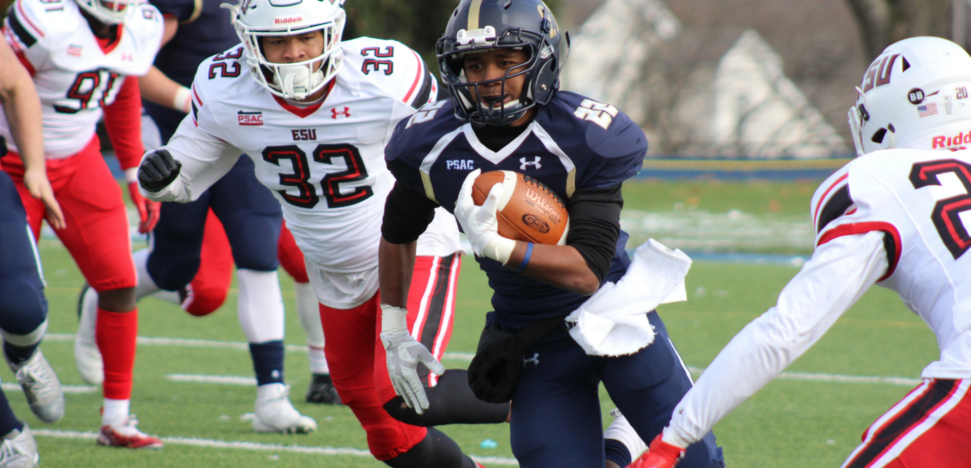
[138,149,182,193]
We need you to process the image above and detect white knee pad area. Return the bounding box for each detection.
[236,269,285,343]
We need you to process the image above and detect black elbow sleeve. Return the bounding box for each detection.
[382,182,438,244]
[565,184,624,283]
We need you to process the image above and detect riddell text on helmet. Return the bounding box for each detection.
[932,132,971,148]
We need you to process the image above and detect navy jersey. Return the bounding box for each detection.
[386,92,647,328]
[150,0,238,88]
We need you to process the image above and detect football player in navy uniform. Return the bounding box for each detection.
[0,35,65,466]
[378,1,725,467]
[74,0,319,433]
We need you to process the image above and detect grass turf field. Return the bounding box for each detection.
[2,179,939,467]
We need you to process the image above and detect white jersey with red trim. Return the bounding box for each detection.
[659,148,971,450]
[812,149,971,378]
[147,38,459,281]
[0,0,162,158]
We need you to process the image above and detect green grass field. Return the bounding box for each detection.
[2,180,940,467]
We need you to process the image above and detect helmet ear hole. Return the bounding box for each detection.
[871,128,887,144]
[902,57,910,71]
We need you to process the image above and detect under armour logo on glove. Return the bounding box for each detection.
[522,353,540,367]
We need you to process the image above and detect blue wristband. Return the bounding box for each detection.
[515,242,534,274]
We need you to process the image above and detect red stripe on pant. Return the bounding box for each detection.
[844,379,971,468]
[318,295,426,460]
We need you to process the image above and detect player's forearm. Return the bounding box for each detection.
[663,232,888,448]
[0,48,45,168]
[139,66,191,113]
[379,238,417,308]
[506,242,601,295]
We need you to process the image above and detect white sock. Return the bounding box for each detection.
[294,282,328,374]
[236,269,285,343]
[132,249,162,300]
[605,409,648,459]
[102,398,130,426]
[309,346,329,375]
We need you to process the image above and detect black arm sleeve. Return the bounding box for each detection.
[565,183,624,283]
[382,181,440,244]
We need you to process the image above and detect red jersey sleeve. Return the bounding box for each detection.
[102,76,144,171]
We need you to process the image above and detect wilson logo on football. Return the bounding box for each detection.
[525,188,563,224]
[274,15,304,25]
[238,111,263,126]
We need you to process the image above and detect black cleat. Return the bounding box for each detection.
[305,374,342,405]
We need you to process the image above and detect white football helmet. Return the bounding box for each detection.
[222,0,346,100]
[848,36,971,156]
[75,0,140,24]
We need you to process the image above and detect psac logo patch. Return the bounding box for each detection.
[932,131,971,149]
[238,111,263,126]
[446,160,474,170]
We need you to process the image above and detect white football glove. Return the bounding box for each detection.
[454,169,516,264]
[379,304,445,414]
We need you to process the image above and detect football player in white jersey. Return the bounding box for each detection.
[1,0,167,450]
[137,0,510,465]
[633,36,971,468]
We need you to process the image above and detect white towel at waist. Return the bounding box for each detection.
[565,239,691,356]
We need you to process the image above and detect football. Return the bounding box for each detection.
[471,170,569,245]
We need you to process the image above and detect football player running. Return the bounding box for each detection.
[0,34,65,468]
[137,0,511,465]
[633,36,971,468]
[378,1,724,467]
[75,0,320,434]
[1,0,165,449]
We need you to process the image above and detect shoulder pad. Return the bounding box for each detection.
[386,99,460,193]
[811,163,853,234]
[342,37,437,109]
[4,0,76,47]
[189,45,248,118]
[539,92,648,189]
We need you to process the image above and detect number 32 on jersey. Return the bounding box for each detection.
[262,143,373,209]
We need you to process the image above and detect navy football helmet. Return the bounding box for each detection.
[437,0,570,125]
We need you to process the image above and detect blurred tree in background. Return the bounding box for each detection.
[845,0,952,59]
[343,0,559,77]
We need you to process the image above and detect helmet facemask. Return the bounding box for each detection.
[225,3,345,101]
[75,0,139,24]
[438,26,556,126]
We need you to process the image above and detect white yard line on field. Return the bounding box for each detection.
[32,429,520,465]
[44,334,922,387]
[0,383,97,394]
[45,333,476,361]
[167,374,257,386]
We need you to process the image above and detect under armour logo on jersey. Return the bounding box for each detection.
[331,107,351,119]
[520,157,542,170]
[121,53,134,62]
[523,353,539,367]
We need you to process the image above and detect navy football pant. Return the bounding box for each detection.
[509,311,724,468]
[147,155,282,291]
[0,171,47,338]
